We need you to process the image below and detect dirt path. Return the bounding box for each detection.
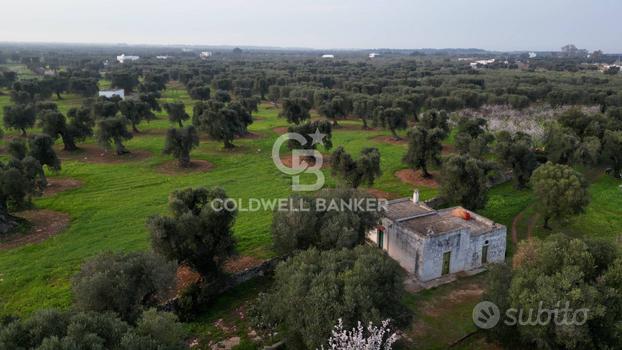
[511,209,540,244]
[511,211,524,245]
[526,213,541,240]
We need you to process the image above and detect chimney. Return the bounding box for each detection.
[412,189,420,204]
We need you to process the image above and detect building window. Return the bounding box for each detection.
[377,229,384,249]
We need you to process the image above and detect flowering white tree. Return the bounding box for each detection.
[321,319,399,350]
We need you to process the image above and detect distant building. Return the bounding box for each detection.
[117,54,139,63]
[528,52,537,59]
[369,52,380,58]
[367,191,506,282]
[98,89,125,100]
[200,51,213,59]
[469,59,495,69]
[321,54,335,59]
[156,56,169,60]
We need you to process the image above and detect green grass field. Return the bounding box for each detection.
[0,84,426,316]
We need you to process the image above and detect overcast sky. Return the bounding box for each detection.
[2,0,622,52]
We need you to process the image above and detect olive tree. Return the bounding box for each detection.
[3,103,36,136]
[192,100,252,148]
[163,126,200,167]
[403,126,445,178]
[454,116,494,158]
[38,108,94,151]
[8,136,60,172]
[163,101,190,127]
[147,187,237,278]
[0,157,46,234]
[440,154,495,210]
[271,188,382,255]
[484,234,622,349]
[531,162,589,229]
[374,107,408,139]
[494,131,538,188]
[602,130,622,178]
[96,116,133,155]
[251,246,407,350]
[72,251,177,323]
[0,308,186,349]
[119,99,156,133]
[331,146,382,188]
[286,120,333,151]
[280,98,311,125]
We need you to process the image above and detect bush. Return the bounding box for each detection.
[0,309,186,350]
[72,251,177,323]
[252,246,407,349]
[271,188,382,255]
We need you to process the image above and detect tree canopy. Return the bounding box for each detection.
[331,146,382,188]
[163,126,200,167]
[271,188,382,255]
[251,246,407,350]
[147,187,237,278]
[484,234,622,349]
[531,162,590,229]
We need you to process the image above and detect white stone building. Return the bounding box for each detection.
[321,54,335,59]
[98,89,125,99]
[367,192,506,282]
[117,54,140,64]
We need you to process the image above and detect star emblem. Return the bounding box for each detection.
[308,128,326,146]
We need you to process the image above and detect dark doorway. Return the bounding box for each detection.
[442,251,451,275]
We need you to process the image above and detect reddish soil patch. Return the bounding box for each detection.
[223,255,265,273]
[175,265,202,295]
[272,126,289,134]
[442,144,455,155]
[395,169,439,188]
[0,210,70,250]
[367,188,400,200]
[136,128,169,136]
[43,178,83,197]
[370,135,407,145]
[333,124,377,131]
[279,154,330,169]
[236,132,262,139]
[155,159,214,175]
[174,255,265,295]
[58,145,152,164]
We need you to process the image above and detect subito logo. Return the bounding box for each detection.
[271,130,325,192]
[472,301,501,329]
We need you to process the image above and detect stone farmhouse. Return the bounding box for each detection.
[98,89,125,99]
[367,191,507,282]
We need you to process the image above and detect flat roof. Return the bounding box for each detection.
[386,198,500,237]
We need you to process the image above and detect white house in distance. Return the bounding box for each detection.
[98,89,125,99]
[321,54,335,59]
[369,52,380,58]
[200,51,213,59]
[117,54,140,64]
[469,59,495,69]
[367,191,507,282]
